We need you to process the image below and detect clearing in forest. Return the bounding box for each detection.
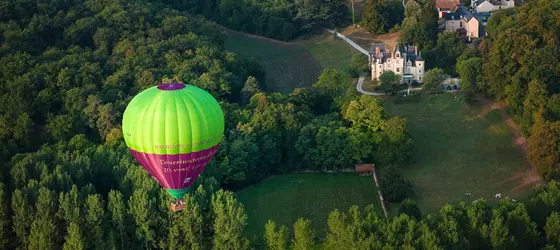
[237,173,383,244]
[224,27,360,93]
[382,93,541,213]
[223,29,323,94]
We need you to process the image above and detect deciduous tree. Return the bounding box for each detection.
[422,68,447,93]
[264,220,288,250]
[211,190,250,250]
[292,218,315,250]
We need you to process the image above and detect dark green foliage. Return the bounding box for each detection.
[361,0,404,34]
[425,32,468,76]
[170,0,350,41]
[422,68,447,93]
[481,0,560,179]
[399,0,438,50]
[527,118,560,180]
[349,54,369,77]
[398,198,421,220]
[0,183,8,249]
[380,166,413,202]
[379,71,401,86]
[295,0,351,34]
[211,190,251,250]
[5,0,560,249]
[241,76,262,103]
[456,57,484,92]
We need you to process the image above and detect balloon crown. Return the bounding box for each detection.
[157,82,185,91]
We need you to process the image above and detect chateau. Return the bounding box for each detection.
[370,42,425,84]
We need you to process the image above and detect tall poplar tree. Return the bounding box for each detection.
[264,220,288,250]
[292,218,315,250]
[28,187,57,250]
[211,190,250,250]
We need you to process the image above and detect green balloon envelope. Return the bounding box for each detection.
[122,83,224,199]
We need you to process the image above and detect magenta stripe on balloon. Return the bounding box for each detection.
[128,143,220,190]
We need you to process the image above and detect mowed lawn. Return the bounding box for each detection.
[300,31,359,74]
[237,173,383,242]
[382,93,535,213]
[224,31,323,94]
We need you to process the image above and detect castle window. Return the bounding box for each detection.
[460,22,463,27]
[419,70,422,73]
[396,68,400,72]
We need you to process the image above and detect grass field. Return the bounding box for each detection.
[382,93,539,213]
[224,28,362,93]
[237,173,383,244]
[224,31,323,94]
[299,32,359,74]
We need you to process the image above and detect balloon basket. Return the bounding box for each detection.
[171,199,185,212]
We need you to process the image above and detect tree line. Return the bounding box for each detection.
[161,0,352,41]
[420,0,560,180]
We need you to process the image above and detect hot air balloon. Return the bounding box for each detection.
[122,82,224,211]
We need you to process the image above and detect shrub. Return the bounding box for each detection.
[398,198,421,220]
[349,54,369,77]
[380,166,414,202]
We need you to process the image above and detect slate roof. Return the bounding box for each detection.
[445,10,491,25]
[370,42,422,66]
[473,12,492,23]
[370,43,388,61]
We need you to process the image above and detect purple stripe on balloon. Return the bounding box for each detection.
[157,83,185,91]
[128,143,220,190]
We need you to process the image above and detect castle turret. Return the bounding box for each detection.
[416,51,425,83]
[416,51,424,61]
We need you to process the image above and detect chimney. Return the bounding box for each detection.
[375,46,380,56]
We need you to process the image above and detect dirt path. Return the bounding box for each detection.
[476,95,544,192]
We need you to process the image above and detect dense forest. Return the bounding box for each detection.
[0,0,414,249]
[158,0,352,41]
[1,0,560,249]
[458,0,560,180]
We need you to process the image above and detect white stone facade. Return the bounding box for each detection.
[370,42,425,83]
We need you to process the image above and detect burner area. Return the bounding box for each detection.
[157,83,186,91]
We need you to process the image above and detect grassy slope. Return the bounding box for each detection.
[237,173,383,243]
[299,32,359,75]
[224,27,362,94]
[224,31,323,94]
[382,93,535,213]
